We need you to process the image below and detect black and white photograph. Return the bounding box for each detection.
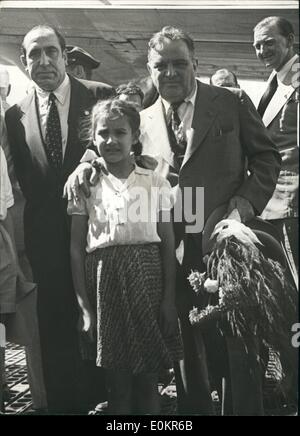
[0,0,298,418]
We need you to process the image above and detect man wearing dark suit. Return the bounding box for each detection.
[253,15,299,409]
[253,16,299,286]
[5,24,112,414]
[64,26,281,415]
[140,26,281,415]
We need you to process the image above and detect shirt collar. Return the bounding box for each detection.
[276,54,298,83]
[34,74,70,105]
[161,80,198,114]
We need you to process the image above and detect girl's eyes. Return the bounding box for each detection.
[115,130,127,135]
[97,130,127,137]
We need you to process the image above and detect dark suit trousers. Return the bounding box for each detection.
[174,234,214,415]
[34,265,107,414]
[34,265,82,413]
[266,218,298,405]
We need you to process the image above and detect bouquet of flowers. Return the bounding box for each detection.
[188,219,297,356]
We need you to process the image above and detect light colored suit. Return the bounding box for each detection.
[141,80,281,225]
[140,80,281,415]
[260,55,299,220]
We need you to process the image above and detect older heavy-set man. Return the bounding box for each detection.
[5,24,113,413]
[65,26,281,415]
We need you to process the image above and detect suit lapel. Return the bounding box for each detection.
[19,91,49,175]
[181,82,218,168]
[141,98,175,168]
[263,84,295,127]
[63,76,92,177]
[262,58,298,127]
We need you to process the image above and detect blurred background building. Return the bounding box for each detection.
[0,1,298,107]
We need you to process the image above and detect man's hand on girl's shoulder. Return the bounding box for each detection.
[63,162,97,201]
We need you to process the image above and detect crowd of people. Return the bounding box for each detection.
[0,15,298,415]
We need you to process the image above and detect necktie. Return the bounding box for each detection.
[44,92,62,169]
[257,74,278,117]
[167,102,187,168]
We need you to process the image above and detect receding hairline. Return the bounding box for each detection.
[211,69,238,84]
[253,16,294,37]
[147,26,195,61]
[22,25,66,54]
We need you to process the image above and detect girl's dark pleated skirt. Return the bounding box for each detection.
[85,243,183,374]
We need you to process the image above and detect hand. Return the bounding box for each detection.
[78,309,96,343]
[226,195,255,223]
[63,162,96,201]
[159,299,178,338]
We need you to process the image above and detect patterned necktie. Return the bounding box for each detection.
[167,102,187,168]
[257,74,278,117]
[44,92,62,169]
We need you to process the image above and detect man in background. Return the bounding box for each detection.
[253,17,298,284]
[116,82,144,111]
[66,45,100,80]
[210,68,240,88]
[253,15,299,409]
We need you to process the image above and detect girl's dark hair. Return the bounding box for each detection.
[89,98,142,156]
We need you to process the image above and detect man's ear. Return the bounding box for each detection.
[7,84,11,97]
[20,55,27,69]
[147,62,152,76]
[287,33,295,48]
[62,50,68,66]
[193,58,198,71]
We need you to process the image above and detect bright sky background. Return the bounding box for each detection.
[5,65,266,108]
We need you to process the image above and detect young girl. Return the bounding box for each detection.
[68,98,182,414]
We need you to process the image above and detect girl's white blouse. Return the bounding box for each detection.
[68,166,173,252]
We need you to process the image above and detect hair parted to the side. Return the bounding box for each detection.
[89,98,142,156]
[148,26,195,60]
[21,24,66,58]
[253,16,295,37]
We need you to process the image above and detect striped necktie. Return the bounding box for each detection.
[44,92,62,169]
[167,102,187,169]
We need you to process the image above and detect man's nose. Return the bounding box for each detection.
[39,51,50,66]
[258,44,266,56]
[165,63,176,78]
